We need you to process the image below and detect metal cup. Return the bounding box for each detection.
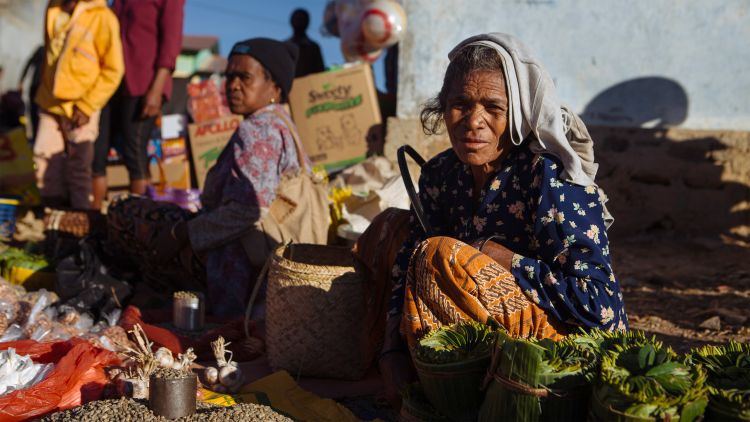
[173,292,205,331]
[148,374,197,419]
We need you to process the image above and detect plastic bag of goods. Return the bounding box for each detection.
[0,338,120,421]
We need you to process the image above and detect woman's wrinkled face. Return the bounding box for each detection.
[444,70,509,167]
[225,55,280,116]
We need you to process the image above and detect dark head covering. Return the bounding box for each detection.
[230,38,299,101]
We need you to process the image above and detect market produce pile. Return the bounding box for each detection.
[591,335,708,421]
[480,331,600,421]
[408,323,749,422]
[689,341,750,421]
[0,276,127,349]
[39,398,292,422]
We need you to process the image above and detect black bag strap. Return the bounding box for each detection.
[397,145,433,236]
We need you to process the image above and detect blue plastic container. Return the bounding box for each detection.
[0,197,20,240]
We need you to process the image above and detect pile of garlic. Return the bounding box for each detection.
[0,348,54,396]
[204,336,243,393]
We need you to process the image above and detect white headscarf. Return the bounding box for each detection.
[448,33,596,187]
[448,33,613,226]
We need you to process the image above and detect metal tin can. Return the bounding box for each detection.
[148,374,197,419]
[172,291,205,331]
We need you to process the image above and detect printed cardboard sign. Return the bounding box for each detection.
[187,115,243,189]
[288,64,381,171]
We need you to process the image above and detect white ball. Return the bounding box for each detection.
[360,0,407,48]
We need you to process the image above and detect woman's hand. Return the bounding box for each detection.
[152,221,189,262]
[472,238,515,270]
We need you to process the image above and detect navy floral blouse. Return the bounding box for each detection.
[390,142,628,332]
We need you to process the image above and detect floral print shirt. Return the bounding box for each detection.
[390,143,628,331]
[188,104,306,316]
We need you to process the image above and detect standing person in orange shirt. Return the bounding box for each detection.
[34,0,124,209]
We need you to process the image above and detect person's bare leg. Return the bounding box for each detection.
[92,175,107,210]
[130,178,149,195]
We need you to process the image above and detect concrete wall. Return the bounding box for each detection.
[387,0,750,240]
[0,0,46,93]
[396,0,750,131]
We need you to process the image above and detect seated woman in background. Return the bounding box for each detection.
[107,38,311,317]
[367,33,628,401]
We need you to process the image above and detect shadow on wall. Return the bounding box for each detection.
[582,77,689,128]
[583,77,749,244]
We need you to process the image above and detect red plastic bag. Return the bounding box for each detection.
[119,305,262,362]
[0,338,120,422]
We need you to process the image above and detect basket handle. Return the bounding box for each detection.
[397,145,433,236]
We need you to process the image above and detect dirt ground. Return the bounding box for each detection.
[611,232,750,353]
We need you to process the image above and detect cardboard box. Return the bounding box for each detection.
[187,115,243,189]
[106,154,191,190]
[160,114,187,140]
[288,64,381,171]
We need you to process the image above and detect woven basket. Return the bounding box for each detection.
[414,352,491,421]
[266,243,368,380]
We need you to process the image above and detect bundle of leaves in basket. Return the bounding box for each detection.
[478,330,599,421]
[688,341,750,421]
[413,320,495,421]
[399,383,450,422]
[569,328,654,354]
[591,335,709,422]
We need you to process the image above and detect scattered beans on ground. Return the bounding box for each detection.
[40,398,292,422]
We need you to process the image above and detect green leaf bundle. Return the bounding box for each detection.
[689,341,750,421]
[592,336,708,422]
[413,321,495,421]
[414,320,494,364]
[479,331,599,421]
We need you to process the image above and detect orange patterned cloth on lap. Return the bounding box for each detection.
[402,236,566,349]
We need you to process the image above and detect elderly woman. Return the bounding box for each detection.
[365,33,628,401]
[107,38,313,317]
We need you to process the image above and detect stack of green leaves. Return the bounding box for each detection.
[570,328,654,354]
[413,321,495,421]
[689,341,750,421]
[479,331,599,421]
[414,320,495,364]
[592,337,708,422]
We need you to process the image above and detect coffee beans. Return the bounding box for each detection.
[41,398,292,422]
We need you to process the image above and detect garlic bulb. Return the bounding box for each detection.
[204,366,218,385]
[154,347,174,368]
[218,362,243,388]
